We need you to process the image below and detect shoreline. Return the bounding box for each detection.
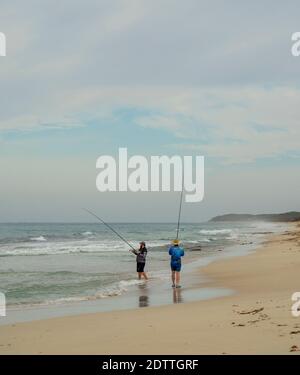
[0,223,299,354]
[0,234,266,326]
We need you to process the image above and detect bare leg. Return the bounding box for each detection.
[138,272,142,280]
[142,272,148,280]
[175,272,180,286]
[171,271,175,286]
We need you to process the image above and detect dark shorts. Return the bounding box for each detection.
[137,262,145,273]
[171,262,181,272]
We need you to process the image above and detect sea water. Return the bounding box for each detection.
[0,221,288,322]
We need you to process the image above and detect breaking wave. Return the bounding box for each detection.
[199,229,234,235]
[30,236,47,242]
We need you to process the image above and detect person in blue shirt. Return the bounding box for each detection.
[168,239,184,288]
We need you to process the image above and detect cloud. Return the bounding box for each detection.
[1,84,300,163]
[1,0,300,164]
[1,1,300,221]
[53,85,300,163]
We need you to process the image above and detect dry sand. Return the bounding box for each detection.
[1,224,300,354]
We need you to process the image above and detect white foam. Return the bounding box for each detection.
[199,229,233,235]
[226,233,239,240]
[30,236,47,242]
[21,279,147,307]
[118,279,144,288]
[81,231,93,236]
[0,240,131,256]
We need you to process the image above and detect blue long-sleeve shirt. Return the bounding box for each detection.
[168,246,184,263]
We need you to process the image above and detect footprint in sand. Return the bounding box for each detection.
[258,313,270,321]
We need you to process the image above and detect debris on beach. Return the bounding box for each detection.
[290,345,299,352]
[231,322,245,327]
[247,320,260,324]
[290,330,300,335]
[259,313,270,321]
[235,307,264,315]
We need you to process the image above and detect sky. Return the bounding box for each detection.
[0,0,300,222]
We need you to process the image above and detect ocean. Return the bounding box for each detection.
[0,221,287,314]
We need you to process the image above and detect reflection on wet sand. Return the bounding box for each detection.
[138,283,149,308]
[173,288,183,304]
[137,282,186,308]
[139,295,149,307]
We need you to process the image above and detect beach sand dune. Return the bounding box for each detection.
[1,224,300,354]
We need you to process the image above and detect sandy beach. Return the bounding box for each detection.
[0,223,300,355]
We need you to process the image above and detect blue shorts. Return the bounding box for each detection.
[171,262,181,272]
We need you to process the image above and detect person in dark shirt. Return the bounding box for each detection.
[132,241,148,280]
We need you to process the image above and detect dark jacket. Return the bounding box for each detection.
[133,248,147,263]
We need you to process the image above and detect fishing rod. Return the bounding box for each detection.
[83,208,136,252]
[176,169,185,240]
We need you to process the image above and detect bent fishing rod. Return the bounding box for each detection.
[83,208,136,252]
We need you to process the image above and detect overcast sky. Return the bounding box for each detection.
[0,0,300,222]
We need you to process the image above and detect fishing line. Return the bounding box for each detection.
[83,208,136,252]
[176,168,184,240]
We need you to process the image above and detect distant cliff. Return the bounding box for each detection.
[210,211,300,222]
